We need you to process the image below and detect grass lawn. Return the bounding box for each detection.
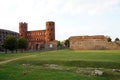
[0,49,120,80]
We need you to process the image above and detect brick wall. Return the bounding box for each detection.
[19,21,56,50]
[70,35,120,50]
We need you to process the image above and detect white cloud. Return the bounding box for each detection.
[59,0,120,15]
[0,0,120,40]
[0,0,119,19]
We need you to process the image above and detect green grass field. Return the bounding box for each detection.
[0,49,120,80]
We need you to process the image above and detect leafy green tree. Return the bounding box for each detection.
[57,41,62,48]
[115,38,119,42]
[4,35,17,53]
[107,37,112,42]
[0,45,4,52]
[17,37,28,52]
[64,39,70,47]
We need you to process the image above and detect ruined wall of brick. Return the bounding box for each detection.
[70,35,120,50]
[106,42,120,50]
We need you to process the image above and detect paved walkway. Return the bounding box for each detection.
[0,55,36,65]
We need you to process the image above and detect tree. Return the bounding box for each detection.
[4,35,17,53]
[57,41,62,48]
[0,45,4,52]
[17,37,28,52]
[107,37,112,42]
[115,38,119,42]
[64,39,70,47]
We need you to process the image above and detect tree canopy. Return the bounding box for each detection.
[107,37,112,42]
[115,38,119,42]
[4,35,17,53]
[17,37,28,50]
[64,39,70,47]
[57,41,62,48]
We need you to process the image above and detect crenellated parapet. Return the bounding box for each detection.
[19,22,28,38]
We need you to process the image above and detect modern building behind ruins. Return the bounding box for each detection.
[0,29,18,50]
[19,21,57,50]
[70,35,120,50]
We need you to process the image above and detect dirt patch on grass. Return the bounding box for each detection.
[0,55,36,65]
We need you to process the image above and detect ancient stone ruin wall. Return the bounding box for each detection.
[106,41,120,50]
[70,35,120,50]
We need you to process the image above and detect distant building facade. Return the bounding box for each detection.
[19,21,57,50]
[70,35,120,50]
[0,29,18,50]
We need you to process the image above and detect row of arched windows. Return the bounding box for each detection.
[27,32,45,36]
[27,38,45,41]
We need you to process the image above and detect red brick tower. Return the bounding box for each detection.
[19,22,28,38]
[45,21,55,42]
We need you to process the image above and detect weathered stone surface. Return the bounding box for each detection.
[112,69,120,72]
[70,35,120,50]
[91,70,104,76]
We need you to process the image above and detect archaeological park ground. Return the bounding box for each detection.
[0,49,120,80]
[0,21,120,80]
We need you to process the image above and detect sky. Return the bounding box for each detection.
[0,0,120,41]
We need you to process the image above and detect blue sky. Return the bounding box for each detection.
[0,0,120,41]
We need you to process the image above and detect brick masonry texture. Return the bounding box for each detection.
[70,35,120,50]
[19,21,57,50]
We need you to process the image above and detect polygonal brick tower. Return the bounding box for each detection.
[45,21,55,42]
[19,22,28,38]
